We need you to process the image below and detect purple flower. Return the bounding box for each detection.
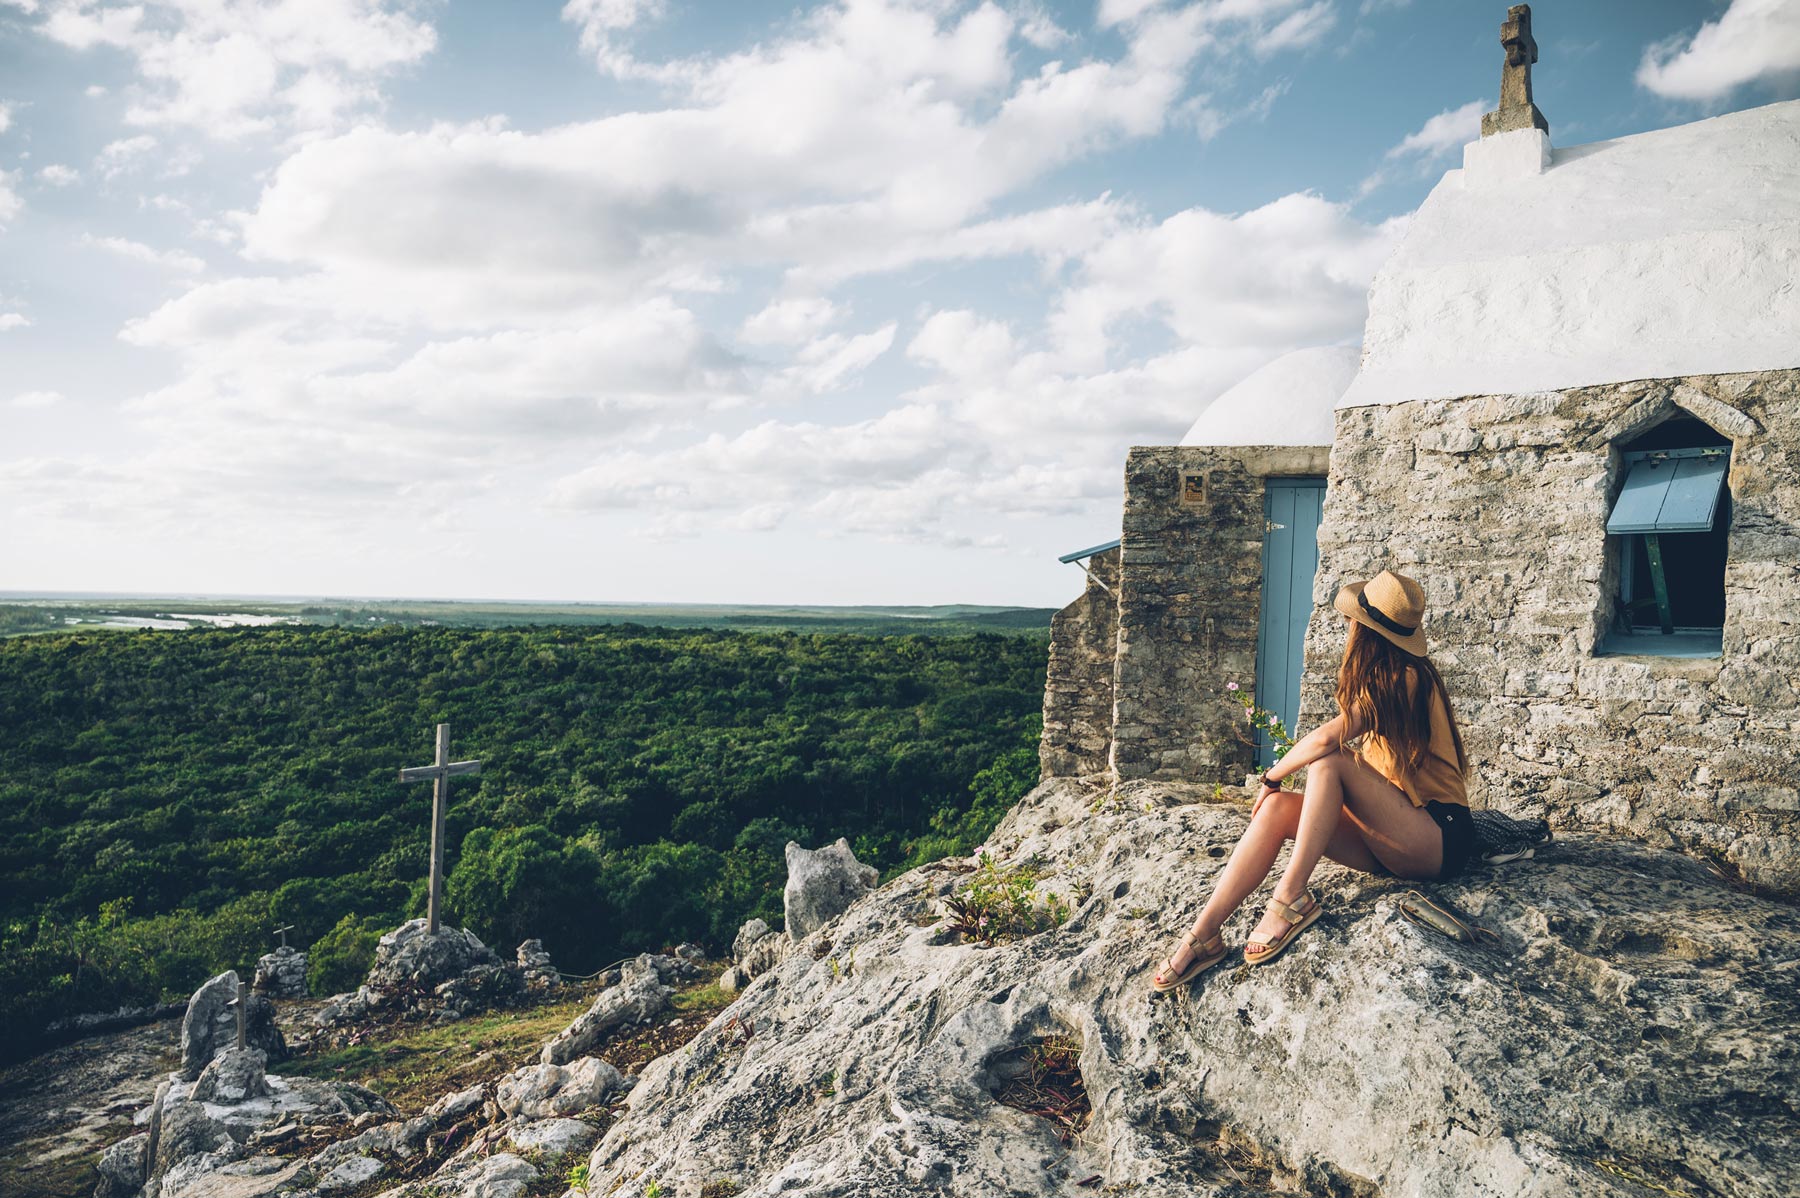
[1227,682,1239,692]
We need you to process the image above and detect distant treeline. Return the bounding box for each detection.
[0,600,1057,638]
[0,625,1045,1057]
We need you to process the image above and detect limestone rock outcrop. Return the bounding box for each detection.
[178,971,286,1081]
[540,952,689,1066]
[93,1133,149,1198]
[495,1057,627,1119]
[728,917,789,986]
[783,837,878,940]
[189,1046,272,1105]
[115,1052,397,1198]
[583,777,1800,1198]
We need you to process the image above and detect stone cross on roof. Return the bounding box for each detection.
[1481,4,1549,137]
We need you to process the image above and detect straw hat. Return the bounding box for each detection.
[1333,568,1429,656]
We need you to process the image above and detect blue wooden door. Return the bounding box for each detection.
[1254,478,1326,768]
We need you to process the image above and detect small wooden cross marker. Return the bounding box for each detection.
[273,924,295,948]
[399,723,482,936]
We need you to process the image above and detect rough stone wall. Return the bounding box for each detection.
[1112,445,1330,784]
[1039,547,1119,779]
[1300,370,1800,889]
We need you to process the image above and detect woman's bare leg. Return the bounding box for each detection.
[1246,748,1442,952]
[1154,777,1390,984]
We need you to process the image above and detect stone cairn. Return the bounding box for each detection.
[253,945,307,999]
[516,938,561,992]
[313,919,534,1036]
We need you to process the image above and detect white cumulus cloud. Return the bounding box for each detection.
[1638,0,1800,101]
[0,171,22,226]
[79,233,206,272]
[28,0,438,138]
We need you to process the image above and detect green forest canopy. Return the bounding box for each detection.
[0,625,1046,1051]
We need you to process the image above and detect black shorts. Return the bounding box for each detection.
[1425,800,1476,880]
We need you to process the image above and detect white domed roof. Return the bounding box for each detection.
[1180,345,1359,447]
[1340,99,1800,409]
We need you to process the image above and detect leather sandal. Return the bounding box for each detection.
[1150,929,1227,994]
[1244,889,1323,966]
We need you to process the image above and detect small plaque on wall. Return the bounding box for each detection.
[1179,470,1208,506]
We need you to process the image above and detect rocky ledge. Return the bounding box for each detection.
[584,777,1799,1198]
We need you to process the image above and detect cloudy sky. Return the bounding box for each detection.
[2,0,1796,606]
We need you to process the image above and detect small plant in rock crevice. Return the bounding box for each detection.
[565,1162,591,1194]
[988,1033,1091,1147]
[939,852,1070,946]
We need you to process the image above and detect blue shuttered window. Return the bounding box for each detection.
[1603,443,1731,649]
[1606,449,1729,535]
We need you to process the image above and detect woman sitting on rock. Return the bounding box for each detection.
[1151,568,1474,991]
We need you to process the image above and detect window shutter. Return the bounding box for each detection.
[1606,451,1728,535]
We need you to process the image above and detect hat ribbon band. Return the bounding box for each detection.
[1359,591,1417,637]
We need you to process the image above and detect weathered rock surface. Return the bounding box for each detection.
[539,952,693,1065]
[495,1057,626,1119]
[783,838,878,940]
[585,777,1800,1198]
[178,972,286,1081]
[93,1131,149,1198]
[190,1047,272,1105]
[733,917,789,981]
[123,1051,399,1198]
[506,1115,600,1161]
[429,1151,538,1198]
[252,945,307,999]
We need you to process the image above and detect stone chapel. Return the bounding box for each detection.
[1040,6,1800,891]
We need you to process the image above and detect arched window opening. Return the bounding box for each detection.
[1601,416,1731,657]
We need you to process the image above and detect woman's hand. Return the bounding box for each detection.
[1251,780,1280,818]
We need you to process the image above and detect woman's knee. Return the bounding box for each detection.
[1307,747,1347,782]
[1254,788,1303,833]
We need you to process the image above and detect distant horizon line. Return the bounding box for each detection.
[0,590,1056,612]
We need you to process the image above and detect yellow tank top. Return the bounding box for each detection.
[1351,670,1468,809]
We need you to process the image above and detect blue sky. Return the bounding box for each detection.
[2,0,1796,606]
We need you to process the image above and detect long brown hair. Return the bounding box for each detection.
[1335,621,1467,778]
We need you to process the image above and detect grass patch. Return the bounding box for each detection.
[285,989,605,1110]
[285,964,739,1114]
[669,982,737,1013]
[0,1119,135,1198]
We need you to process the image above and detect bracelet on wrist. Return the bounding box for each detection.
[1262,772,1281,789]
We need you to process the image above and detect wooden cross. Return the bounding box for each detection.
[273,924,294,948]
[227,979,247,1049]
[1481,4,1549,137]
[399,723,481,935]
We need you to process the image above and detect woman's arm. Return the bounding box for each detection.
[1264,713,1351,785]
[1250,707,1368,815]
